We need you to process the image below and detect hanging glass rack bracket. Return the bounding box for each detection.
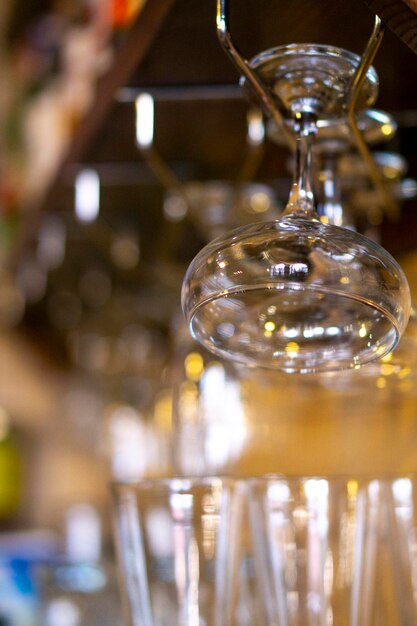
[116,84,244,102]
[216,0,399,221]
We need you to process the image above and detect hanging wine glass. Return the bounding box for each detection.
[135,94,282,238]
[267,107,397,157]
[309,115,402,230]
[290,133,417,396]
[181,3,411,373]
[276,107,397,221]
[269,107,399,230]
[338,151,417,228]
[167,180,280,241]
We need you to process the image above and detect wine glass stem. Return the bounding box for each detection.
[284,113,317,218]
[317,156,345,227]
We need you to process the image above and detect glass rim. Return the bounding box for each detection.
[246,42,379,86]
[110,475,243,493]
[245,472,417,485]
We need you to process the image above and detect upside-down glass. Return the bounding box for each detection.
[384,474,417,625]
[267,108,398,154]
[182,45,411,373]
[268,108,399,230]
[112,477,244,626]
[247,475,400,626]
[338,151,417,227]
[165,181,280,242]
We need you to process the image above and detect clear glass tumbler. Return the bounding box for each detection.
[384,475,417,625]
[247,475,398,626]
[111,477,244,626]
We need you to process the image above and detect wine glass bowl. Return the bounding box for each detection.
[182,216,409,372]
[242,44,379,119]
[182,43,411,373]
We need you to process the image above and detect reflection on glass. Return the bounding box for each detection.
[37,215,66,271]
[75,169,100,223]
[106,404,169,481]
[172,334,248,476]
[167,181,280,241]
[182,45,411,373]
[248,475,394,626]
[112,477,243,626]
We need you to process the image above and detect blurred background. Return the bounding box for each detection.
[1,0,417,624]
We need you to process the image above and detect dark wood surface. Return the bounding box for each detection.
[22,0,176,222]
[364,0,417,53]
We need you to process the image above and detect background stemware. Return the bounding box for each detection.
[112,477,244,626]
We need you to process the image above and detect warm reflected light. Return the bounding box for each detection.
[75,169,100,223]
[376,377,387,389]
[380,363,393,376]
[202,491,219,559]
[178,381,199,423]
[285,341,300,356]
[399,366,411,379]
[250,191,271,213]
[264,321,276,332]
[135,93,154,148]
[359,324,367,338]
[247,108,264,146]
[347,480,358,499]
[382,165,397,180]
[381,123,394,137]
[153,389,173,430]
[185,352,205,381]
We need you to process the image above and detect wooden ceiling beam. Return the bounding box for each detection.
[13,0,176,262]
[364,0,417,54]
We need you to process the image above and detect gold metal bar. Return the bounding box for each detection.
[347,16,399,221]
[217,0,295,150]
